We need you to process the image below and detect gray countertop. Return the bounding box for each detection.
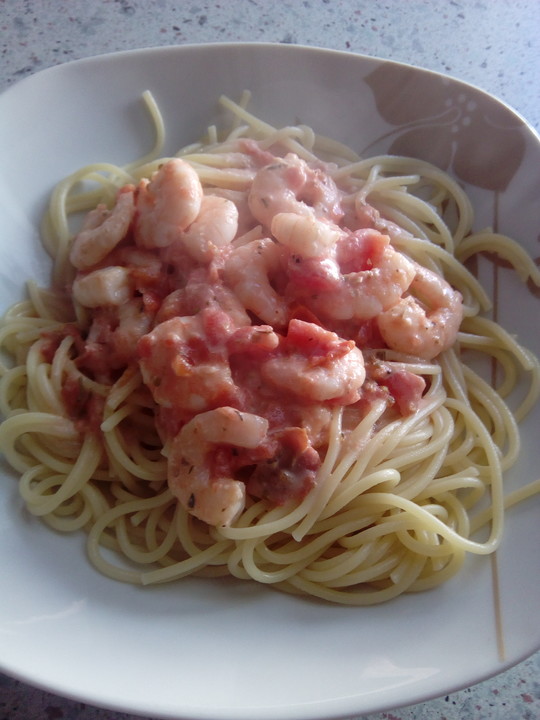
[0,1,539,719]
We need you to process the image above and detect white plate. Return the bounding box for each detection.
[0,44,539,720]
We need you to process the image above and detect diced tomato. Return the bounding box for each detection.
[353,379,391,419]
[368,360,426,416]
[286,254,341,292]
[287,303,324,327]
[381,370,426,416]
[336,229,388,274]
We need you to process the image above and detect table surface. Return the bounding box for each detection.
[0,1,539,719]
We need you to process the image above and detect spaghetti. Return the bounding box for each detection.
[0,92,539,605]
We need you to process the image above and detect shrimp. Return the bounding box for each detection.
[271,212,342,258]
[285,227,417,322]
[69,186,135,271]
[167,407,269,526]
[210,187,257,237]
[325,242,417,321]
[137,313,239,413]
[260,319,366,404]
[248,153,343,228]
[377,264,463,360]
[155,270,251,327]
[223,238,289,326]
[180,194,239,263]
[76,297,153,378]
[135,158,203,249]
[72,266,131,308]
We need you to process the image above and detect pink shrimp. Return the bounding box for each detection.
[248,153,344,228]
[135,158,203,249]
[167,406,269,526]
[69,187,135,271]
[223,238,289,326]
[180,194,239,263]
[137,312,240,414]
[260,319,366,404]
[281,224,417,322]
[377,264,463,360]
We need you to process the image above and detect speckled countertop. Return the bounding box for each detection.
[0,1,539,719]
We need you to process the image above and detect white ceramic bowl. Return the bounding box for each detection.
[0,43,539,720]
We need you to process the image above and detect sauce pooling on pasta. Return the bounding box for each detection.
[62,150,460,527]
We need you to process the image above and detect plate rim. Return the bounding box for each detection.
[0,41,539,720]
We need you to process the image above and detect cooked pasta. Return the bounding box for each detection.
[0,91,538,605]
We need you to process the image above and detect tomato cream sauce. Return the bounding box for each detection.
[57,148,462,526]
